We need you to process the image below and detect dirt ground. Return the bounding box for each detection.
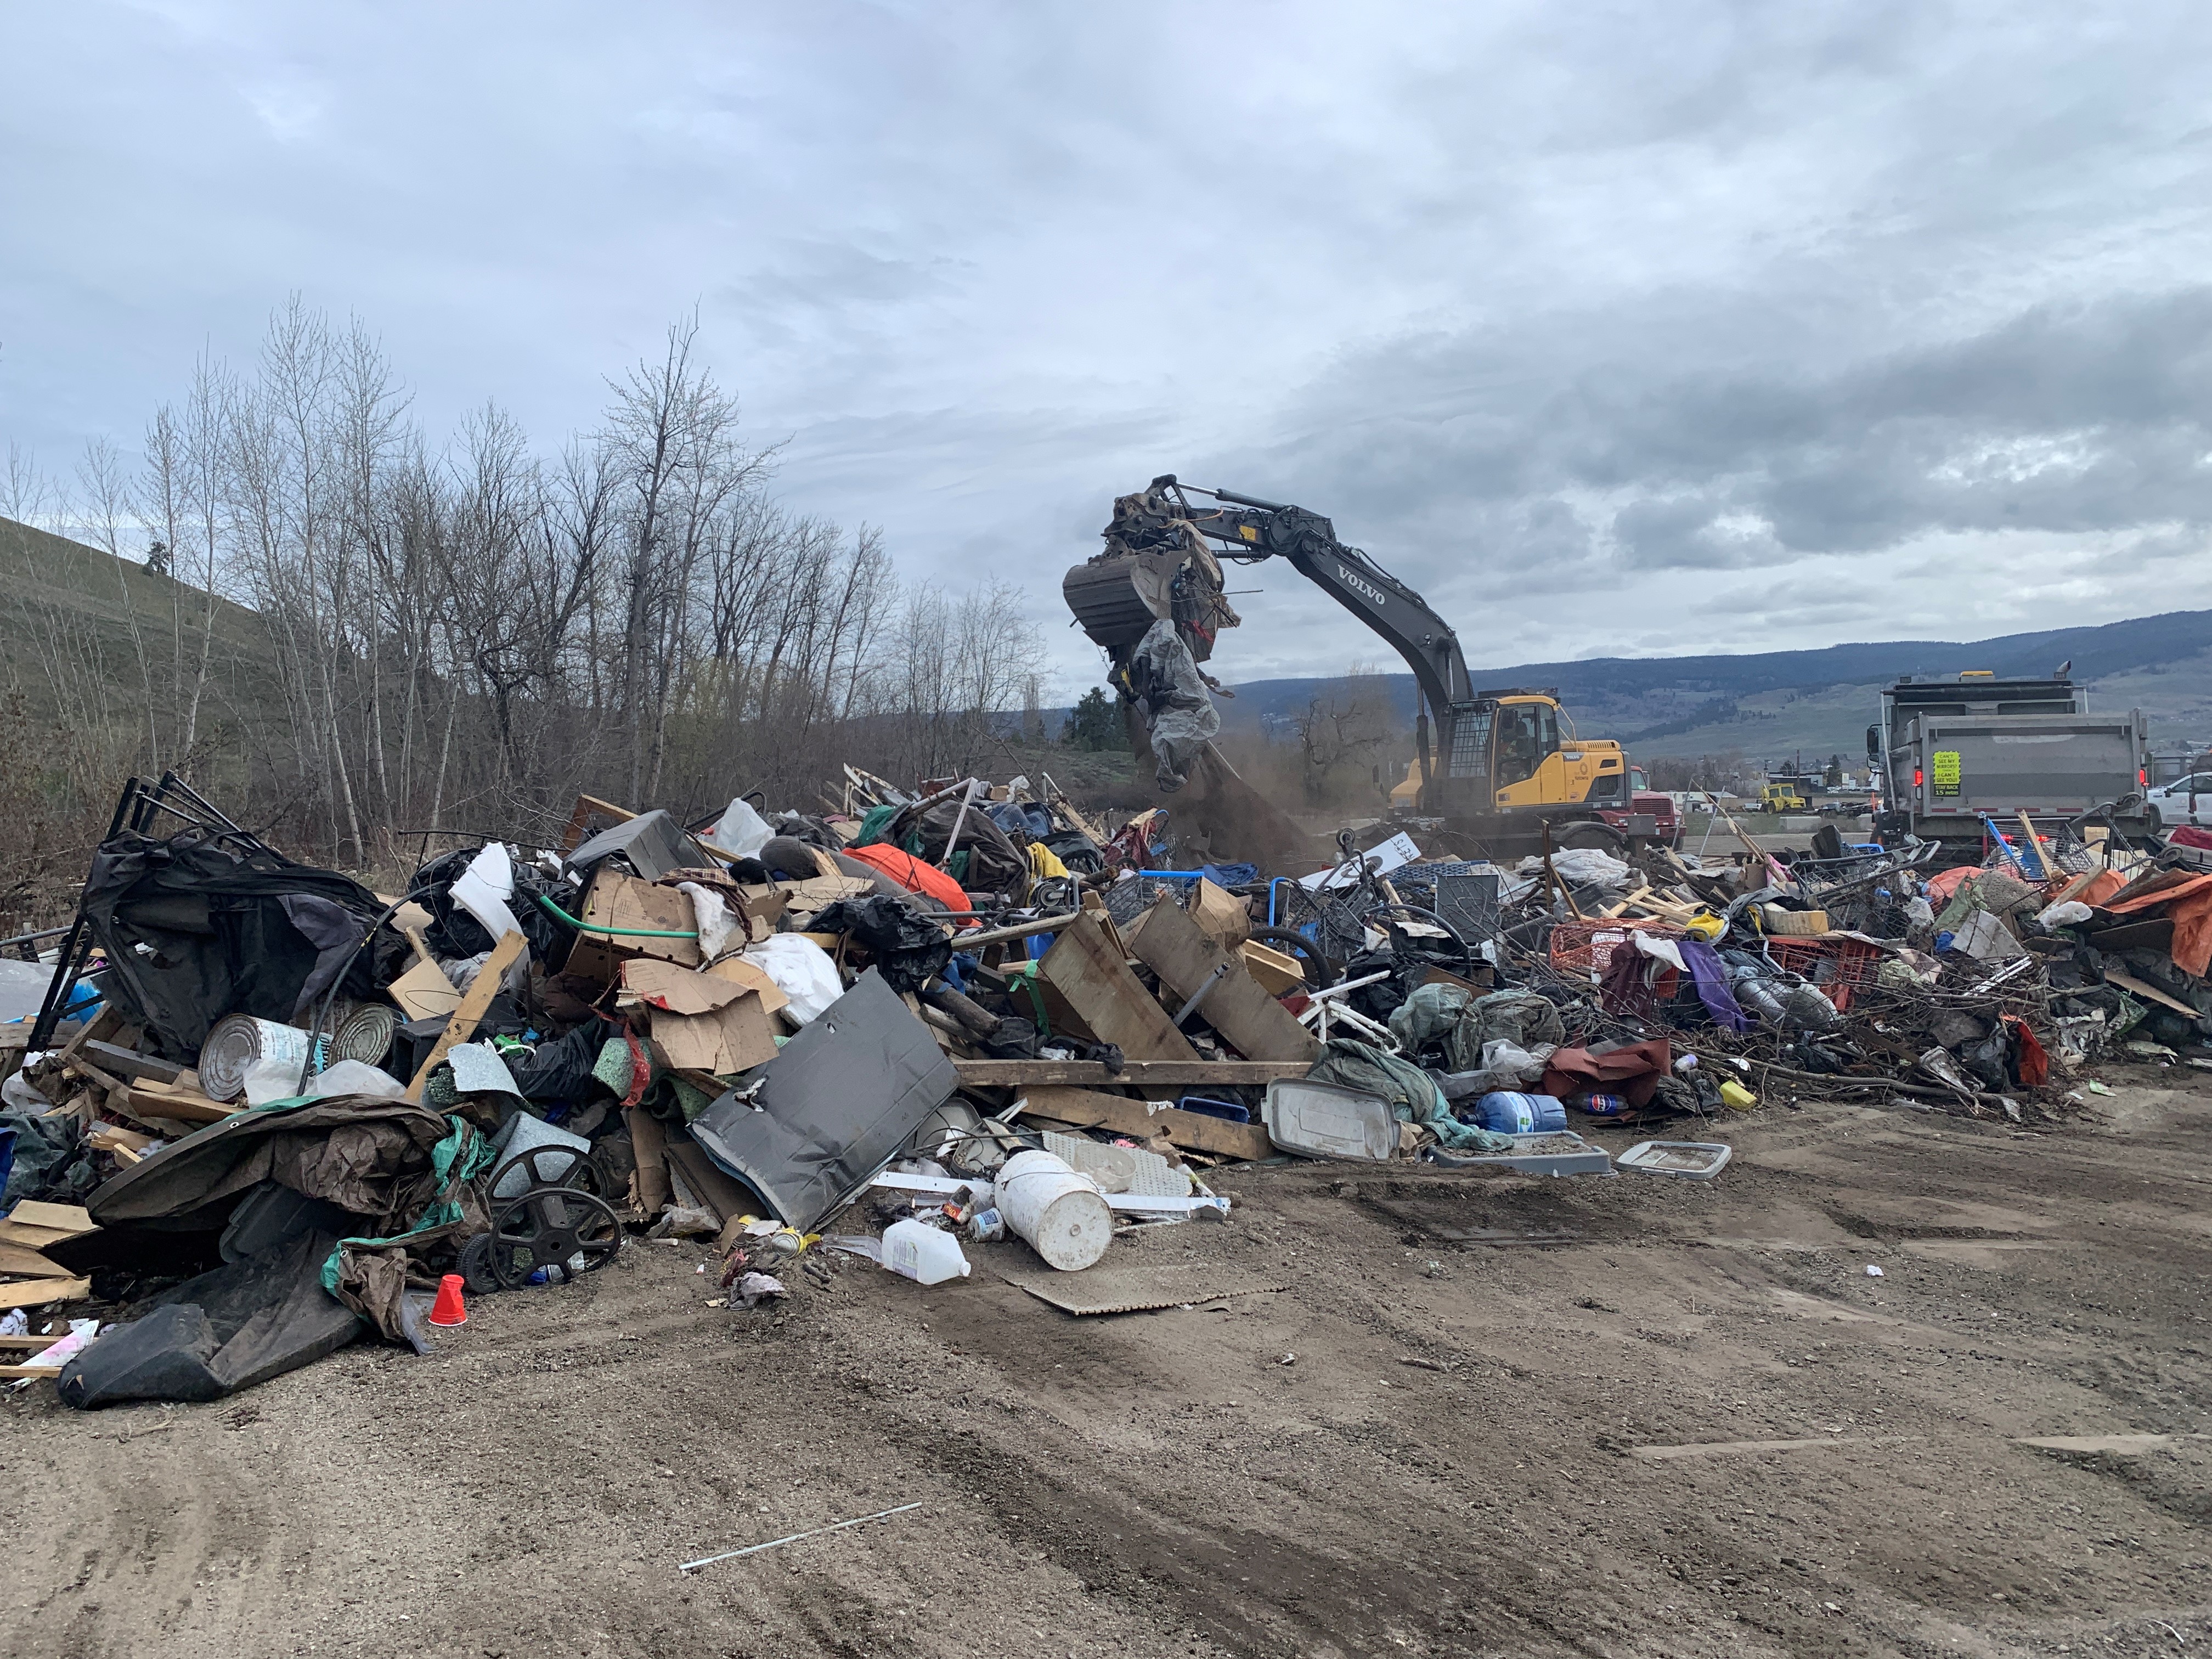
[7,1066,2210,1659]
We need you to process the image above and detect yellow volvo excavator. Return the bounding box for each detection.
[1065,476,1653,857]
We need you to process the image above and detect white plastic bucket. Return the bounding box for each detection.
[996,1149,1113,1272]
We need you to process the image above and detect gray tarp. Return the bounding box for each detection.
[690,968,957,1233]
[1130,618,1222,792]
[1306,1038,1513,1153]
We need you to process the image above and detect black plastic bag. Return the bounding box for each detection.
[811,895,953,993]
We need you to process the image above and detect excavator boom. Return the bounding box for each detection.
[1063,475,1639,857]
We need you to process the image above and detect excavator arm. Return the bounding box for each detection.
[1065,475,1631,854]
[1152,477,1473,716]
[1144,476,1474,797]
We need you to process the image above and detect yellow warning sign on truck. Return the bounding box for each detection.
[1931,750,1961,797]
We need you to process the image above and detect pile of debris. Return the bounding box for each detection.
[2,767,2205,1404]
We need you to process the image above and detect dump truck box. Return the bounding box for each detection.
[1888,709,2148,842]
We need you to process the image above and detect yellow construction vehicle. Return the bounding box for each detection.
[1759,781,1809,812]
[1066,476,1658,855]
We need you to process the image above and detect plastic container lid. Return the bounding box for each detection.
[1617,1140,1733,1180]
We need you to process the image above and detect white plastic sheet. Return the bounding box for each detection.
[701,798,774,860]
[452,843,526,953]
[740,934,844,1025]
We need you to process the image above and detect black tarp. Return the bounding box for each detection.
[71,827,405,1058]
[689,968,957,1233]
[57,1228,362,1408]
[889,795,1027,898]
[409,845,570,966]
[809,896,953,992]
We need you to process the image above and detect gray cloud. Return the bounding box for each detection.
[4,0,2211,690]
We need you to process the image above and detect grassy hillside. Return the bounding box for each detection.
[1211,608,2212,761]
[0,515,280,727]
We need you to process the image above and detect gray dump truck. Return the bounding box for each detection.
[1867,672,2149,849]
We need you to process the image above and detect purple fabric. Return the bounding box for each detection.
[1680,940,1756,1032]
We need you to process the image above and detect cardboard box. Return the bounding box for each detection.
[387,956,463,1020]
[1190,878,1251,947]
[579,867,702,967]
[649,997,779,1076]
[704,955,790,1015]
[1238,938,1306,996]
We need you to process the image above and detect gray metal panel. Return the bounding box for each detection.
[689,968,958,1233]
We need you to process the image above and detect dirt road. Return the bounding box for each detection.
[7,1069,2210,1658]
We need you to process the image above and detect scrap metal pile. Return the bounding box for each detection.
[2,766,2207,1402]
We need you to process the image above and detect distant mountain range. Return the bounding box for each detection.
[1205,609,2212,764]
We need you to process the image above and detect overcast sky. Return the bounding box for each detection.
[5,1,2211,696]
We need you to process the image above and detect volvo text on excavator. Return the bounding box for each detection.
[1063,475,1656,859]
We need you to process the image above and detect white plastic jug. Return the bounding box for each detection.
[882,1219,971,1285]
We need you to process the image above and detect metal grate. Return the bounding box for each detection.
[1431,866,1503,943]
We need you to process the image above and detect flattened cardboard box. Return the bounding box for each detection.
[649,997,779,1076]
[618,958,781,1076]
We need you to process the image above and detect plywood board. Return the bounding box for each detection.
[1036,911,1198,1063]
[4,1203,93,1235]
[1019,1085,1272,1162]
[0,1243,64,1277]
[403,930,528,1103]
[1127,897,1319,1064]
[994,1261,1285,1316]
[0,1278,91,1310]
[954,1059,1310,1087]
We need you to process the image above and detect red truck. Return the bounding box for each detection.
[1595,767,1680,848]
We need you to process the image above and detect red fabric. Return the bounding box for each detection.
[2075,869,2129,907]
[1541,1039,1673,1108]
[2004,1016,2049,1088]
[2169,825,2212,851]
[2104,871,2212,979]
[1925,866,1978,904]
[843,842,972,911]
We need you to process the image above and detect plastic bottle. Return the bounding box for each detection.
[1582,1092,1629,1116]
[1472,1091,1568,1134]
[882,1219,972,1285]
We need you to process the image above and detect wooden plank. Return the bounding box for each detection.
[1019,1085,1273,1161]
[0,1224,78,1252]
[121,1081,233,1124]
[403,929,528,1103]
[954,1059,1310,1087]
[1036,911,1199,1063]
[0,1243,65,1277]
[0,1334,62,1350]
[561,792,635,853]
[2105,969,2202,1019]
[4,1202,93,1234]
[1126,896,1319,1064]
[0,1278,91,1310]
[0,1364,61,1379]
[82,1041,184,1084]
